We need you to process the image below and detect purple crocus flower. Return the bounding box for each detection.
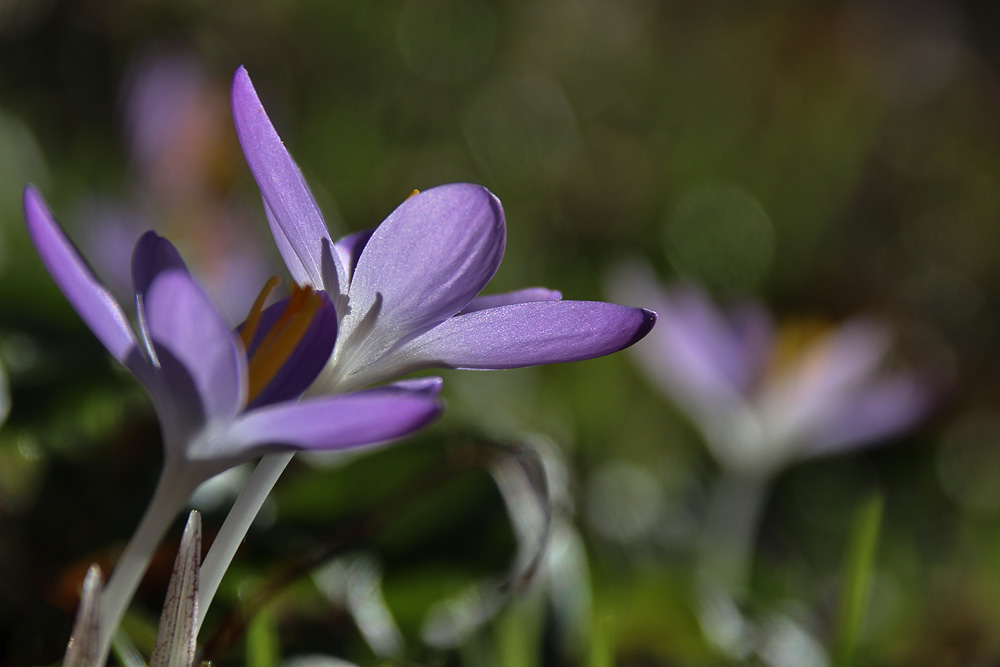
[230,67,656,394]
[609,263,929,474]
[24,186,443,658]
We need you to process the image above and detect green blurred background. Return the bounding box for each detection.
[1,0,1000,665]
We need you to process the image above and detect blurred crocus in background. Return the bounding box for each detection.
[79,50,274,323]
[607,262,930,611]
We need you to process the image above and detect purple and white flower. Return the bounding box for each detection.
[231,67,656,394]
[25,187,442,479]
[24,186,443,659]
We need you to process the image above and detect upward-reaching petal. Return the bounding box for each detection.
[335,184,505,380]
[24,187,139,369]
[231,66,345,295]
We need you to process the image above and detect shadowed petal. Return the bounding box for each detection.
[231,67,345,294]
[461,287,562,314]
[150,511,200,667]
[377,301,656,376]
[24,187,139,369]
[145,270,247,433]
[63,565,102,667]
[338,184,505,373]
[131,231,189,298]
[211,391,442,460]
[334,228,375,277]
[243,292,338,410]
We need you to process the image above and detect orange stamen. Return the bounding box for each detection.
[240,276,281,349]
[407,189,420,198]
[245,283,323,402]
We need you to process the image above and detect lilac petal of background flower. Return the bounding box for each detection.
[607,263,763,418]
[24,187,140,369]
[341,184,505,359]
[215,391,443,460]
[461,287,563,314]
[383,301,656,373]
[231,67,345,295]
[806,375,929,456]
[124,52,216,200]
[756,319,891,447]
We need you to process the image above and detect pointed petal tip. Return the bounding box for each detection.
[23,184,51,229]
[23,183,41,207]
[231,65,260,116]
[629,308,658,347]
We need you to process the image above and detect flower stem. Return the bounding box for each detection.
[698,467,771,593]
[97,462,202,664]
[196,452,293,633]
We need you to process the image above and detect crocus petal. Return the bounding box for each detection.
[231,66,346,295]
[264,200,312,286]
[243,291,338,410]
[132,230,189,298]
[461,287,562,314]
[370,301,656,379]
[149,511,200,667]
[208,391,442,461]
[23,187,139,368]
[367,376,445,396]
[132,231,192,368]
[63,565,102,667]
[145,269,247,437]
[336,184,505,377]
[806,375,930,456]
[334,227,375,277]
[757,319,891,446]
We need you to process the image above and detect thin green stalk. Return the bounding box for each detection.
[698,468,772,593]
[833,492,884,667]
[588,614,614,667]
[246,604,279,667]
